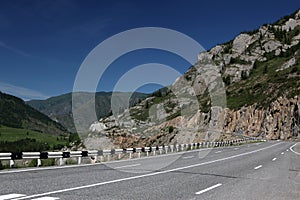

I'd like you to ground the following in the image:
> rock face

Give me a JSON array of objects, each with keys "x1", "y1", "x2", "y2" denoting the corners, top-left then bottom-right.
[
  {"x1": 87, "y1": 96, "x2": 299, "y2": 149},
  {"x1": 224, "y1": 96, "x2": 300, "y2": 140}
]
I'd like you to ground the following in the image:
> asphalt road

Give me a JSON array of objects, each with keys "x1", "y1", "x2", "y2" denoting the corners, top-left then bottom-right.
[{"x1": 0, "y1": 141, "x2": 299, "y2": 200}]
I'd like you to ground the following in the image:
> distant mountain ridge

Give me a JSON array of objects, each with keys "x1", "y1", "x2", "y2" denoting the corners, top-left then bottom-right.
[
  {"x1": 0, "y1": 91, "x2": 68, "y2": 135},
  {"x1": 27, "y1": 92, "x2": 149, "y2": 132}
]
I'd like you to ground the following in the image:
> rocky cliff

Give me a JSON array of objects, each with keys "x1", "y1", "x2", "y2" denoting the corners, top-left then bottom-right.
[
  {"x1": 84, "y1": 9, "x2": 300, "y2": 149},
  {"x1": 224, "y1": 96, "x2": 299, "y2": 140}
]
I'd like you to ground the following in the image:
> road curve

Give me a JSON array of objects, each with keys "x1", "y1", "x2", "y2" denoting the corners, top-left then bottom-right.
[{"x1": 0, "y1": 141, "x2": 299, "y2": 200}]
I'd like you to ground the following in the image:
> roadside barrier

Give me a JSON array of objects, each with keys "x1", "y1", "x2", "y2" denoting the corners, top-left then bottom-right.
[{"x1": 0, "y1": 138, "x2": 263, "y2": 168}]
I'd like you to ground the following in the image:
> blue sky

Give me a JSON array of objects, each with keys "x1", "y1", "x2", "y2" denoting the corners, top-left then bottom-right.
[{"x1": 0, "y1": 0, "x2": 299, "y2": 100}]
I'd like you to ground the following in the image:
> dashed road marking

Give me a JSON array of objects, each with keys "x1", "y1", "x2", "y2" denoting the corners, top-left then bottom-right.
[
  {"x1": 195, "y1": 183, "x2": 222, "y2": 195},
  {"x1": 215, "y1": 151, "x2": 222, "y2": 154},
  {"x1": 272, "y1": 158, "x2": 277, "y2": 161},
  {"x1": 182, "y1": 156, "x2": 194, "y2": 159},
  {"x1": 281, "y1": 152, "x2": 284, "y2": 155},
  {"x1": 254, "y1": 165, "x2": 262, "y2": 170},
  {"x1": 114, "y1": 164, "x2": 141, "y2": 169}
]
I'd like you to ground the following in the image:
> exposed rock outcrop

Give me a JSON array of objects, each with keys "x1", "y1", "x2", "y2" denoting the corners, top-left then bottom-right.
[{"x1": 224, "y1": 96, "x2": 300, "y2": 140}]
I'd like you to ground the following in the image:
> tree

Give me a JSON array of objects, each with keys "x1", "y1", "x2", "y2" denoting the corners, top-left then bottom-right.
[
  {"x1": 263, "y1": 65, "x2": 268, "y2": 74},
  {"x1": 144, "y1": 100, "x2": 149, "y2": 109},
  {"x1": 168, "y1": 126, "x2": 174, "y2": 133},
  {"x1": 253, "y1": 61, "x2": 257, "y2": 70},
  {"x1": 222, "y1": 76, "x2": 231, "y2": 86},
  {"x1": 241, "y1": 71, "x2": 248, "y2": 80}
]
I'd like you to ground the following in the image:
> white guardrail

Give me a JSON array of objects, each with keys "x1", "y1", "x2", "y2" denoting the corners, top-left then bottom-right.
[{"x1": 0, "y1": 138, "x2": 262, "y2": 168}]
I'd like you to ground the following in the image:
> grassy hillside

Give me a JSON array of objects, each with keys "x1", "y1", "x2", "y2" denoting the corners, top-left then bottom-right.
[
  {"x1": 0, "y1": 126, "x2": 70, "y2": 153},
  {"x1": 0, "y1": 92, "x2": 80, "y2": 152},
  {"x1": 0, "y1": 91, "x2": 67, "y2": 135}
]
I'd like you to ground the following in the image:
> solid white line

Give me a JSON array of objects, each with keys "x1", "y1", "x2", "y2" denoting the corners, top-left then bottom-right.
[
  {"x1": 215, "y1": 151, "x2": 222, "y2": 154},
  {"x1": 182, "y1": 156, "x2": 194, "y2": 159},
  {"x1": 195, "y1": 183, "x2": 222, "y2": 195},
  {"x1": 114, "y1": 164, "x2": 141, "y2": 169},
  {"x1": 272, "y1": 158, "x2": 277, "y2": 161},
  {"x1": 290, "y1": 143, "x2": 300, "y2": 155},
  {"x1": 254, "y1": 165, "x2": 262, "y2": 170},
  {"x1": 0, "y1": 194, "x2": 26, "y2": 200},
  {"x1": 13, "y1": 143, "x2": 281, "y2": 200}
]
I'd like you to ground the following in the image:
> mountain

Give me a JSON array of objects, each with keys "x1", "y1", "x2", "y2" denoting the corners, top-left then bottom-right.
[
  {"x1": 27, "y1": 92, "x2": 149, "y2": 133},
  {"x1": 0, "y1": 91, "x2": 68, "y2": 135},
  {"x1": 85, "y1": 9, "x2": 300, "y2": 149}
]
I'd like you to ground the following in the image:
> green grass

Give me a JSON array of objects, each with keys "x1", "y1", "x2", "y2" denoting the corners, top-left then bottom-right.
[{"x1": 0, "y1": 126, "x2": 68, "y2": 150}]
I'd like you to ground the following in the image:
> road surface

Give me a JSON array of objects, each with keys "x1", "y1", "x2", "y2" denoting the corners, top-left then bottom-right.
[{"x1": 0, "y1": 141, "x2": 299, "y2": 200}]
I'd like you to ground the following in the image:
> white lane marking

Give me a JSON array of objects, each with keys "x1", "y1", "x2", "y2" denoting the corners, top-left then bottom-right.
[
  {"x1": 281, "y1": 152, "x2": 284, "y2": 155},
  {"x1": 13, "y1": 143, "x2": 281, "y2": 200},
  {"x1": 0, "y1": 194, "x2": 26, "y2": 200},
  {"x1": 290, "y1": 143, "x2": 300, "y2": 155},
  {"x1": 254, "y1": 165, "x2": 262, "y2": 170},
  {"x1": 234, "y1": 148, "x2": 239, "y2": 150},
  {"x1": 272, "y1": 158, "x2": 277, "y2": 161},
  {"x1": 215, "y1": 151, "x2": 222, "y2": 154},
  {"x1": 114, "y1": 164, "x2": 141, "y2": 169},
  {"x1": 286, "y1": 149, "x2": 289, "y2": 152},
  {"x1": 0, "y1": 194, "x2": 59, "y2": 200},
  {"x1": 195, "y1": 183, "x2": 222, "y2": 195},
  {"x1": 182, "y1": 156, "x2": 194, "y2": 159}
]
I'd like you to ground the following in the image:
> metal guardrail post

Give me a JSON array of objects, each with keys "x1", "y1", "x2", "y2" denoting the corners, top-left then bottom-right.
[
  {"x1": 164, "y1": 146, "x2": 168, "y2": 154},
  {"x1": 47, "y1": 152, "x2": 63, "y2": 166},
  {"x1": 102, "y1": 150, "x2": 111, "y2": 162},
  {"x1": 170, "y1": 145, "x2": 174, "y2": 153},
  {"x1": 0, "y1": 153, "x2": 13, "y2": 168},
  {"x1": 22, "y1": 152, "x2": 40, "y2": 167},
  {"x1": 144, "y1": 147, "x2": 150, "y2": 157},
  {"x1": 158, "y1": 146, "x2": 163, "y2": 155},
  {"x1": 135, "y1": 148, "x2": 142, "y2": 158},
  {"x1": 70, "y1": 151, "x2": 82, "y2": 164},
  {"x1": 126, "y1": 148, "x2": 134, "y2": 159},
  {"x1": 151, "y1": 147, "x2": 156, "y2": 156},
  {"x1": 114, "y1": 149, "x2": 123, "y2": 159}
]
